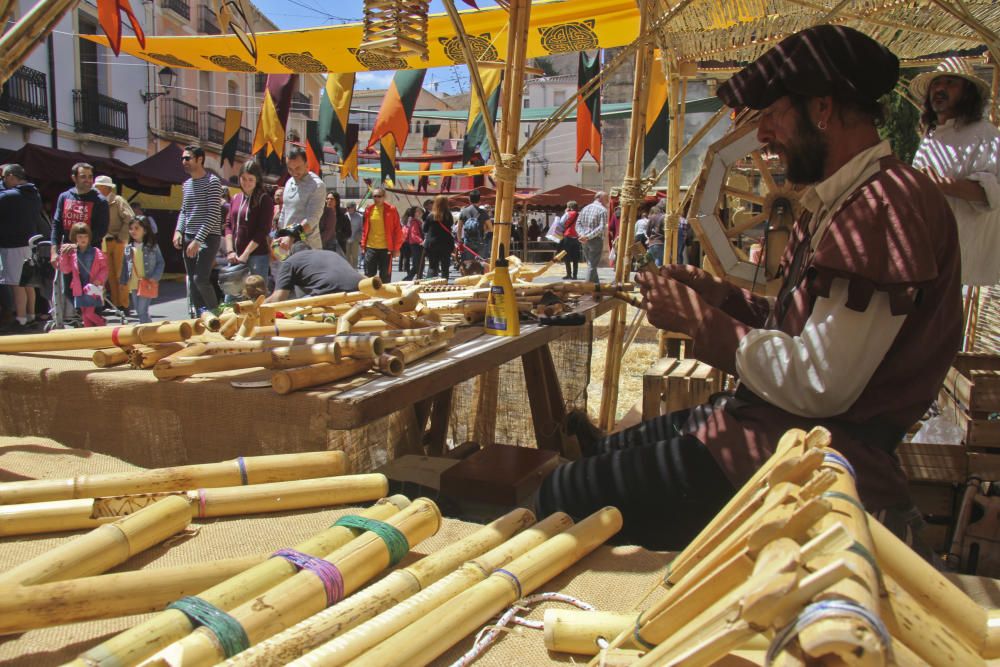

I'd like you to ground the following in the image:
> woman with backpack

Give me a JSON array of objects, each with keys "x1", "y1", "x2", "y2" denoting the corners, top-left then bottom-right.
[{"x1": 423, "y1": 195, "x2": 456, "y2": 280}]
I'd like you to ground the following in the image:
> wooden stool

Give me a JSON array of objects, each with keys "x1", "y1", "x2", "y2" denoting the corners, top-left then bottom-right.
[{"x1": 641, "y1": 357, "x2": 724, "y2": 421}]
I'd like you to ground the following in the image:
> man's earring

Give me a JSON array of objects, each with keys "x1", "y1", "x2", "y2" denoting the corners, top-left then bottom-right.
[{"x1": 817, "y1": 120, "x2": 828, "y2": 131}]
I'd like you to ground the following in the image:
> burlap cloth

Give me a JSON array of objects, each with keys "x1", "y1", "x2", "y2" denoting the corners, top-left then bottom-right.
[{"x1": 0, "y1": 438, "x2": 674, "y2": 666}]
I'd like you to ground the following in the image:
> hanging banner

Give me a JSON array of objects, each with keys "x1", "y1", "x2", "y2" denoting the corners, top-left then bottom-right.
[
  {"x1": 341, "y1": 123, "x2": 359, "y2": 180},
  {"x1": 305, "y1": 120, "x2": 323, "y2": 175},
  {"x1": 463, "y1": 68, "x2": 502, "y2": 165},
  {"x1": 98, "y1": 0, "x2": 145, "y2": 56},
  {"x1": 368, "y1": 69, "x2": 427, "y2": 150},
  {"x1": 220, "y1": 108, "x2": 242, "y2": 167},
  {"x1": 252, "y1": 74, "x2": 297, "y2": 158},
  {"x1": 85, "y1": 0, "x2": 650, "y2": 74},
  {"x1": 644, "y1": 54, "x2": 670, "y2": 170},
  {"x1": 575, "y1": 50, "x2": 602, "y2": 168},
  {"x1": 318, "y1": 72, "x2": 355, "y2": 155}
]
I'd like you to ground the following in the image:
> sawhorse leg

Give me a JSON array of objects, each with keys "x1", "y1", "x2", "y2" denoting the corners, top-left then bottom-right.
[{"x1": 522, "y1": 344, "x2": 580, "y2": 458}]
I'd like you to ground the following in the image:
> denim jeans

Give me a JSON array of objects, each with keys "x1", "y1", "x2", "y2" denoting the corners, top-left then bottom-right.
[
  {"x1": 131, "y1": 291, "x2": 152, "y2": 323},
  {"x1": 582, "y1": 235, "x2": 604, "y2": 283},
  {"x1": 246, "y1": 254, "x2": 269, "y2": 283},
  {"x1": 183, "y1": 234, "x2": 221, "y2": 312}
]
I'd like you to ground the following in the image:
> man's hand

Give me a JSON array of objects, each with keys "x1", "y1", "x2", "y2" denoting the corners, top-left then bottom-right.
[
  {"x1": 227, "y1": 250, "x2": 240, "y2": 264},
  {"x1": 635, "y1": 269, "x2": 712, "y2": 337},
  {"x1": 659, "y1": 264, "x2": 731, "y2": 308},
  {"x1": 173, "y1": 232, "x2": 183, "y2": 250},
  {"x1": 185, "y1": 239, "x2": 201, "y2": 258}
]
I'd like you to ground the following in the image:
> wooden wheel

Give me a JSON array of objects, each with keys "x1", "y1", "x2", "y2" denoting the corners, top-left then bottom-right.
[{"x1": 687, "y1": 111, "x2": 801, "y2": 294}]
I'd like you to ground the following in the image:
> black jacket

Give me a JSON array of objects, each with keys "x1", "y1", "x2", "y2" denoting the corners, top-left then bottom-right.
[
  {"x1": 0, "y1": 182, "x2": 42, "y2": 248},
  {"x1": 422, "y1": 211, "x2": 455, "y2": 254}
]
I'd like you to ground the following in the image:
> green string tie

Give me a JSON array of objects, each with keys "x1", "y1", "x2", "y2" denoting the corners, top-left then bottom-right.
[
  {"x1": 333, "y1": 514, "x2": 410, "y2": 566},
  {"x1": 166, "y1": 596, "x2": 249, "y2": 658}
]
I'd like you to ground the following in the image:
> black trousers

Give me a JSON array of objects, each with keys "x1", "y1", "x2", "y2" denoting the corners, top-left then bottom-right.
[
  {"x1": 537, "y1": 410, "x2": 735, "y2": 551},
  {"x1": 364, "y1": 248, "x2": 391, "y2": 283}
]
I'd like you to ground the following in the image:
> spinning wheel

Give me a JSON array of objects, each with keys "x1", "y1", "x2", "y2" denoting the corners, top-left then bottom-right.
[{"x1": 687, "y1": 112, "x2": 801, "y2": 294}]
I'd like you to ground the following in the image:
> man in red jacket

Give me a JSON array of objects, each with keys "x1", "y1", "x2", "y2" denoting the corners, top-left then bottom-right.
[{"x1": 361, "y1": 187, "x2": 402, "y2": 283}]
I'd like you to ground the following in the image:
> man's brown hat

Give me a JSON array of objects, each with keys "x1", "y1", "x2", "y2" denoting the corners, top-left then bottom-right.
[{"x1": 717, "y1": 25, "x2": 899, "y2": 110}]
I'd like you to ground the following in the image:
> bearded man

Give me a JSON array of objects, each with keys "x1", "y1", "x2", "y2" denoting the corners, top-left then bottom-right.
[{"x1": 535, "y1": 25, "x2": 962, "y2": 554}]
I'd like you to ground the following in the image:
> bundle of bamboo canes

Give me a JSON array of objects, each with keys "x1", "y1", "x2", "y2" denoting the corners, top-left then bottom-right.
[{"x1": 68, "y1": 496, "x2": 409, "y2": 667}]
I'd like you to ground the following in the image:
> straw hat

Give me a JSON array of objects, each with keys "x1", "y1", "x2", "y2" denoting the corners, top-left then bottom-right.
[
  {"x1": 94, "y1": 175, "x2": 116, "y2": 189},
  {"x1": 909, "y1": 57, "x2": 991, "y2": 102}
]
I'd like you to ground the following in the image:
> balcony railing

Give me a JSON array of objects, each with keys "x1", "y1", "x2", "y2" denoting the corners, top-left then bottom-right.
[
  {"x1": 0, "y1": 66, "x2": 48, "y2": 122},
  {"x1": 201, "y1": 111, "x2": 225, "y2": 144},
  {"x1": 199, "y1": 5, "x2": 220, "y2": 34},
  {"x1": 72, "y1": 89, "x2": 128, "y2": 141},
  {"x1": 291, "y1": 91, "x2": 311, "y2": 118},
  {"x1": 159, "y1": 98, "x2": 198, "y2": 137},
  {"x1": 161, "y1": 0, "x2": 190, "y2": 20},
  {"x1": 237, "y1": 127, "x2": 251, "y2": 154}
]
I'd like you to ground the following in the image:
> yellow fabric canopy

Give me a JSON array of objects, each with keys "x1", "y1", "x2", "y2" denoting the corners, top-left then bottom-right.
[{"x1": 85, "y1": 0, "x2": 643, "y2": 73}]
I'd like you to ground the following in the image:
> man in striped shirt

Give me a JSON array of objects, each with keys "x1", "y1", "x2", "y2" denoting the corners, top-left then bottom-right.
[
  {"x1": 173, "y1": 145, "x2": 223, "y2": 313},
  {"x1": 576, "y1": 191, "x2": 608, "y2": 283}
]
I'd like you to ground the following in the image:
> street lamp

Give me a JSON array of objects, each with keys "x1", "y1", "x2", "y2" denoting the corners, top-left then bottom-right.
[{"x1": 141, "y1": 67, "x2": 177, "y2": 103}]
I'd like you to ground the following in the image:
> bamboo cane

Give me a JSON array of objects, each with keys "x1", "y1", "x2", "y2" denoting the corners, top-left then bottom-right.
[
  {"x1": 0, "y1": 495, "x2": 192, "y2": 587},
  {"x1": 134, "y1": 342, "x2": 186, "y2": 369},
  {"x1": 226, "y1": 508, "x2": 544, "y2": 666},
  {"x1": 375, "y1": 352, "x2": 404, "y2": 376},
  {"x1": 0, "y1": 0, "x2": 77, "y2": 87},
  {"x1": 282, "y1": 512, "x2": 575, "y2": 667},
  {"x1": 153, "y1": 342, "x2": 342, "y2": 379},
  {"x1": 246, "y1": 285, "x2": 379, "y2": 314},
  {"x1": 251, "y1": 320, "x2": 340, "y2": 338},
  {"x1": 92, "y1": 346, "x2": 131, "y2": 368},
  {"x1": 146, "y1": 499, "x2": 443, "y2": 667},
  {"x1": 271, "y1": 358, "x2": 374, "y2": 395},
  {"x1": 200, "y1": 310, "x2": 222, "y2": 332},
  {"x1": 69, "y1": 496, "x2": 408, "y2": 667},
  {"x1": 0, "y1": 554, "x2": 266, "y2": 635},
  {"x1": 1, "y1": 474, "x2": 387, "y2": 536},
  {"x1": 0, "y1": 321, "x2": 194, "y2": 353},
  {"x1": 0, "y1": 451, "x2": 348, "y2": 505},
  {"x1": 220, "y1": 311, "x2": 240, "y2": 339},
  {"x1": 345, "y1": 506, "x2": 622, "y2": 667},
  {"x1": 336, "y1": 302, "x2": 413, "y2": 334},
  {"x1": 517, "y1": 250, "x2": 567, "y2": 281}
]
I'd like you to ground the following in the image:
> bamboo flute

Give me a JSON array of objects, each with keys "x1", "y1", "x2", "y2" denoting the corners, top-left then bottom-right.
[
  {"x1": 383, "y1": 339, "x2": 449, "y2": 366},
  {"x1": 92, "y1": 346, "x2": 130, "y2": 367},
  {"x1": 200, "y1": 310, "x2": 222, "y2": 332},
  {"x1": 70, "y1": 496, "x2": 409, "y2": 667},
  {"x1": 226, "y1": 508, "x2": 544, "y2": 666},
  {"x1": 0, "y1": 451, "x2": 347, "y2": 504},
  {"x1": 284, "y1": 512, "x2": 575, "y2": 667},
  {"x1": 0, "y1": 495, "x2": 192, "y2": 587},
  {"x1": 251, "y1": 320, "x2": 340, "y2": 338},
  {"x1": 344, "y1": 506, "x2": 622, "y2": 667},
  {"x1": 272, "y1": 358, "x2": 374, "y2": 395},
  {"x1": 0, "y1": 554, "x2": 265, "y2": 635},
  {"x1": 144, "y1": 498, "x2": 443, "y2": 667},
  {"x1": 242, "y1": 284, "x2": 379, "y2": 313},
  {"x1": 336, "y1": 303, "x2": 413, "y2": 334},
  {"x1": 868, "y1": 516, "x2": 992, "y2": 657},
  {"x1": 0, "y1": 320, "x2": 193, "y2": 353},
  {"x1": 358, "y1": 278, "x2": 404, "y2": 298},
  {"x1": 1, "y1": 475, "x2": 388, "y2": 536},
  {"x1": 153, "y1": 342, "x2": 342, "y2": 379}
]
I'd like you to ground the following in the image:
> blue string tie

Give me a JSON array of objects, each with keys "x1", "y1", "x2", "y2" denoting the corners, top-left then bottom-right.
[
  {"x1": 493, "y1": 568, "x2": 523, "y2": 599},
  {"x1": 236, "y1": 456, "x2": 249, "y2": 485},
  {"x1": 822, "y1": 452, "x2": 857, "y2": 479},
  {"x1": 766, "y1": 599, "x2": 893, "y2": 666}
]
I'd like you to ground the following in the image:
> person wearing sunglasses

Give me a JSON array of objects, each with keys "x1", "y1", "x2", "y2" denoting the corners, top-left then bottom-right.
[
  {"x1": 174, "y1": 145, "x2": 224, "y2": 314},
  {"x1": 360, "y1": 187, "x2": 402, "y2": 283}
]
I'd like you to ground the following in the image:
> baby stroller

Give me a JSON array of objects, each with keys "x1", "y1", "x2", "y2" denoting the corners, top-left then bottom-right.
[{"x1": 24, "y1": 235, "x2": 126, "y2": 330}]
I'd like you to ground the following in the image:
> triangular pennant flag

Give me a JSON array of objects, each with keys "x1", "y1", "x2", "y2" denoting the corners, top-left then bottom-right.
[
  {"x1": 380, "y1": 135, "x2": 397, "y2": 187},
  {"x1": 98, "y1": 0, "x2": 146, "y2": 56},
  {"x1": 305, "y1": 120, "x2": 323, "y2": 175},
  {"x1": 576, "y1": 50, "x2": 602, "y2": 168},
  {"x1": 220, "y1": 109, "x2": 242, "y2": 167},
  {"x1": 463, "y1": 69, "x2": 502, "y2": 164},
  {"x1": 318, "y1": 72, "x2": 355, "y2": 155},
  {"x1": 252, "y1": 74, "x2": 297, "y2": 158},
  {"x1": 644, "y1": 55, "x2": 670, "y2": 170},
  {"x1": 341, "y1": 123, "x2": 359, "y2": 180},
  {"x1": 368, "y1": 69, "x2": 427, "y2": 150},
  {"x1": 422, "y1": 123, "x2": 441, "y2": 153}
]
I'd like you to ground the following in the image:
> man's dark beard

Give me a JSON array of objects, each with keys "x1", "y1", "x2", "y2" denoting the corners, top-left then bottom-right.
[{"x1": 775, "y1": 109, "x2": 828, "y2": 185}]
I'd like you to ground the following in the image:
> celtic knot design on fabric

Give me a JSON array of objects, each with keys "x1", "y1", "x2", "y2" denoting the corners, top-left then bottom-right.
[
  {"x1": 270, "y1": 51, "x2": 327, "y2": 73},
  {"x1": 202, "y1": 55, "x2": 257, "y2": 72},
  {"x1": 538, "y1": 20, "x2": 599, "y2": 54},
  {"x1": 348, "y1": 48, "x2": 408, "y2": 71},
  {"x1": 439, "y1": 34, "x2": 498, "y2": 64},
  {"x1": 146, "y1": 53, "x2": 193, "y2": 68}
]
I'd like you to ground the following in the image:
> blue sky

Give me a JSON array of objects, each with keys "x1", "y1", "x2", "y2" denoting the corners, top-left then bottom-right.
[{"x1": 251, "y1": 0, "x2": 500, "y2": 94}]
